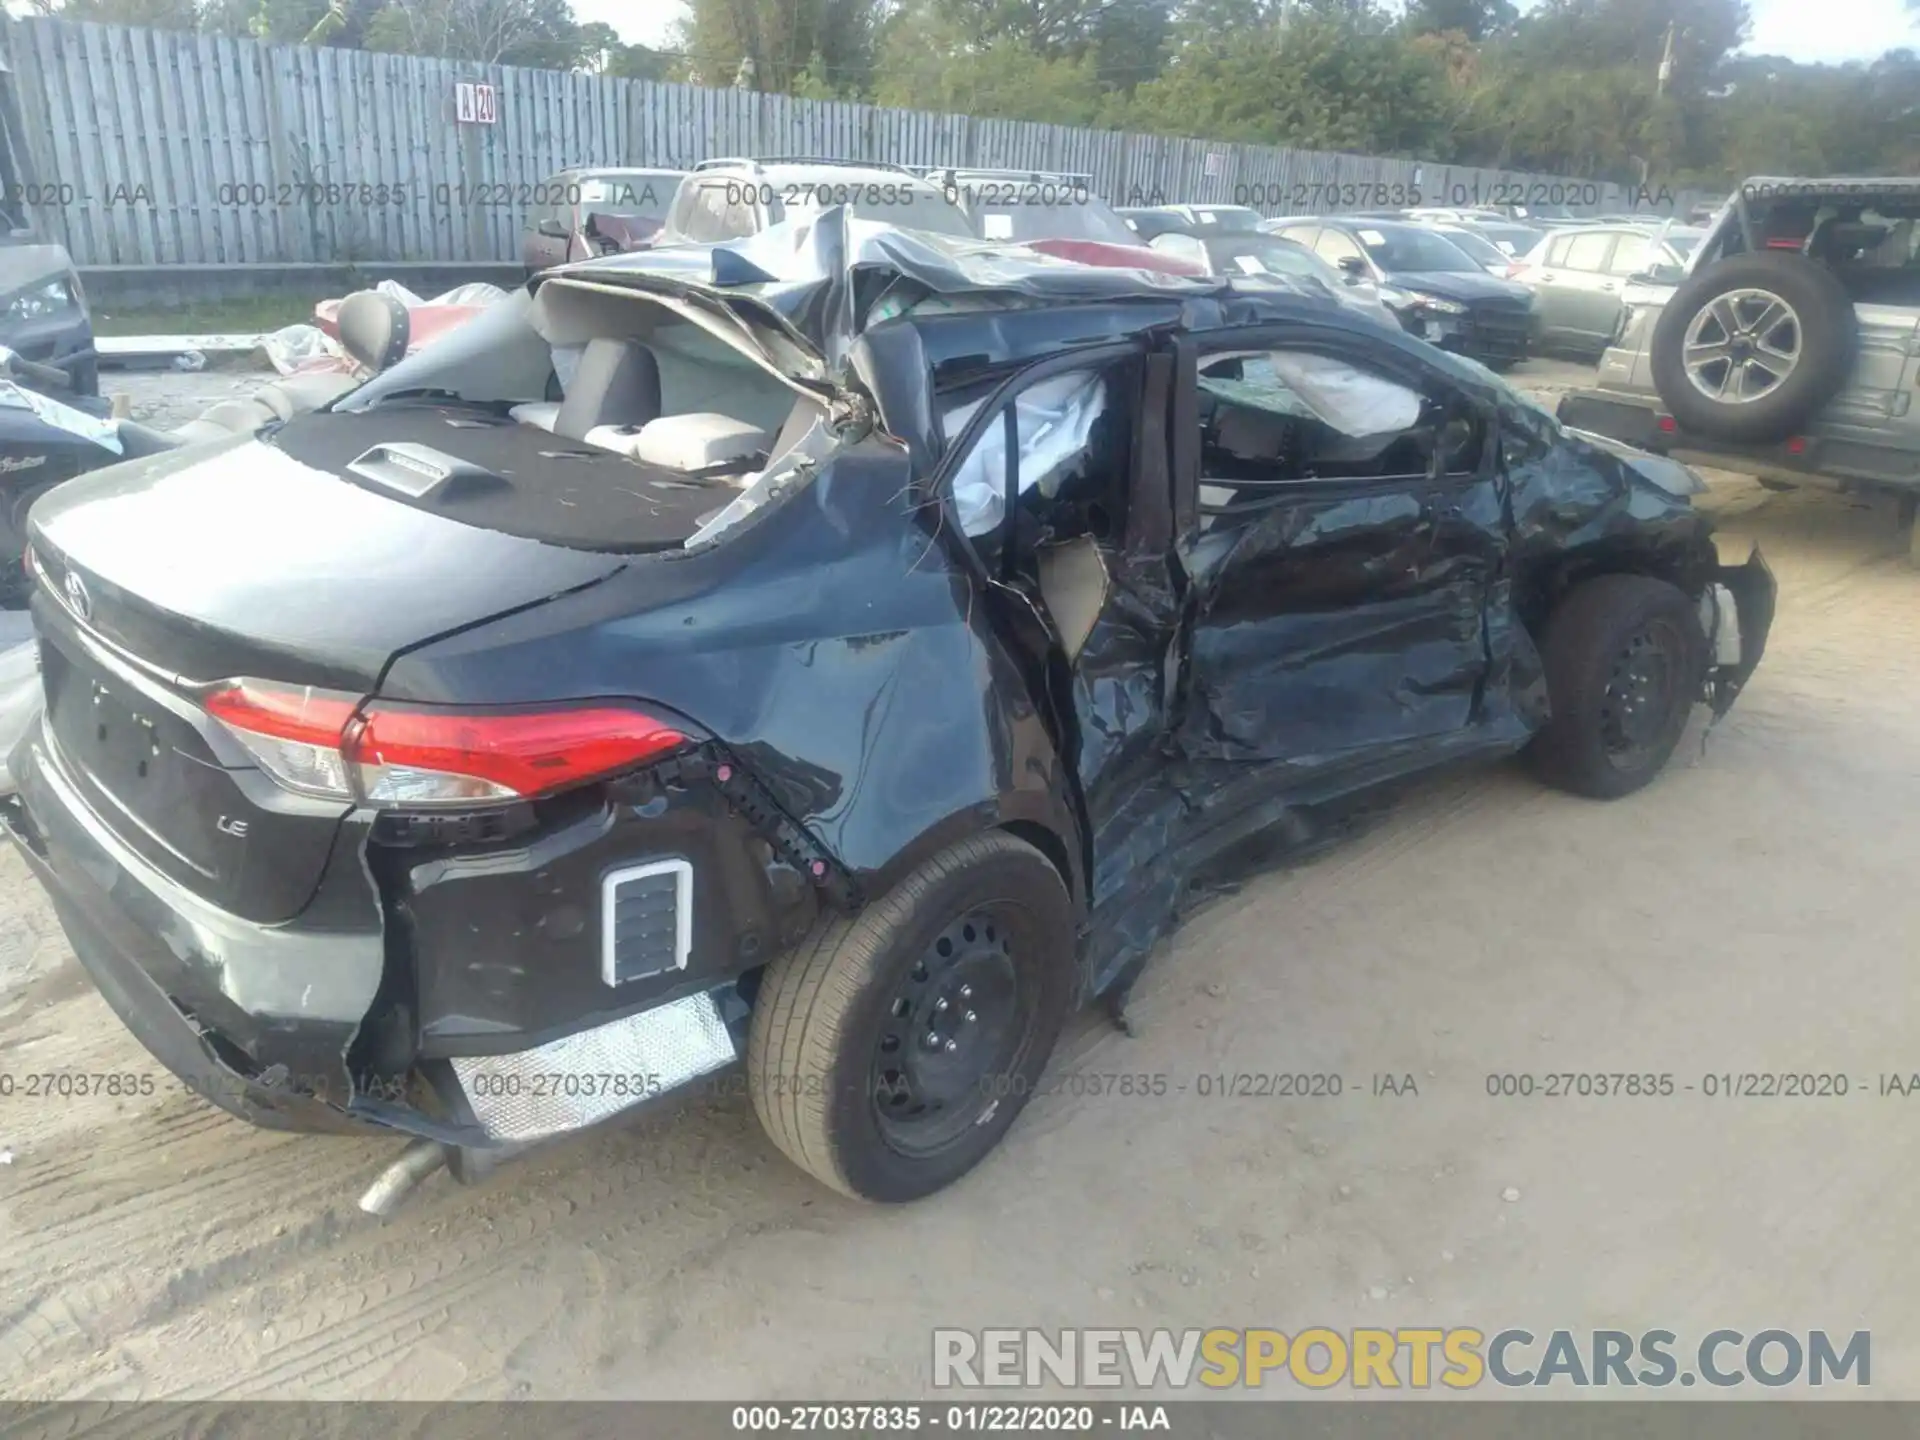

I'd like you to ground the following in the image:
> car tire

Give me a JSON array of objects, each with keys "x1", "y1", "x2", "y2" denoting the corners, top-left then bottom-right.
[
  {"x1": 747, "y1": 830, "x2": 1076, "y2": 1203},
  {"x1": 1650, "y1": 251, "x2": 1855, "y2": 445},
  {"x1": 1527, "y1": 574, "x2": 1707, "y2": 800}
]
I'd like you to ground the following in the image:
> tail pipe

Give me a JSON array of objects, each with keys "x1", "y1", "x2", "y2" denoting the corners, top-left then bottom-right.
[{"x1": 357, "y1": 1138, "x2": 450, "y2": 1217}]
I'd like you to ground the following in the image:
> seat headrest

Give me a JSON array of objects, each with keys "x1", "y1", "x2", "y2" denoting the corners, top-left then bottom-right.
[
  {"x1": 554, "y1": 338, "x2": 662, "y2": 441},
  {"x1": 337, "y1": 290, "x2": 412, "y2": 374}
]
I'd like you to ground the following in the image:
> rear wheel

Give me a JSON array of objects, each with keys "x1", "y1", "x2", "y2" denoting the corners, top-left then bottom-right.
[
  {"x1": 747, "y1": 831, "x2": 1075, "y2": 1202},
  {"x1": 1527, "y1": 574, "x2": 1707, "y2": 799}
]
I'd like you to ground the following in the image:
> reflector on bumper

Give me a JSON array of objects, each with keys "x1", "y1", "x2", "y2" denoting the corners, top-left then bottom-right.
[{"x1": 450, "y1": 988, "x2": 737, "y2": 1142}]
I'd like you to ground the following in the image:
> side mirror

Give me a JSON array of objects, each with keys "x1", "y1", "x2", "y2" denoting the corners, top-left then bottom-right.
[
  {"x1": 335, "y1": 289, "x2": 412, "y2": 374},
  {"x1": 537, "y1": 217, "x2": 570, "y2": 239},
  {"x1": 1337, "y1": 255, "x2": 1367, "y2": 275},
  {"x1": 1629, "y1": 264, "x2": 1684, "y2": 286}
]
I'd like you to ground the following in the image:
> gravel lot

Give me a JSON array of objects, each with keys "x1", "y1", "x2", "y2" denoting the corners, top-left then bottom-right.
[{"x1": 1, "y1": 356, "x2": 1915, "y2": 1399}]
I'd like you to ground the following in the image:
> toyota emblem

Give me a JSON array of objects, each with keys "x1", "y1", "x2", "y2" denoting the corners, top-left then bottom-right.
[{"x1": 62, "y1": 568, "x2": 91, "y2": 622}]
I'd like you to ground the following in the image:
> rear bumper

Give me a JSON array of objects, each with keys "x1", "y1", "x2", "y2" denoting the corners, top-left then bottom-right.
[
  {"x1": 2, "y1": 718, "x2": 759, "y2": 1148},
  {"x1": 3, "y1": 720, "x2": 383, "y2": 1135},
  {"x1": 1556, "y1": 388, "x2": 1920, "y2": 494}
]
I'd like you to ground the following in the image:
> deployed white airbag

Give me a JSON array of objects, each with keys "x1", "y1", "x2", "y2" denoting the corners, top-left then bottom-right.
[
  {"x1": 946, "y1": 370, "x2": 1107, "y2": 537},
  {"x1": 1262, "y1": 351, "x2": 1422, "y2": 435},
  {"x1": 590, "y1": 411, "x2": 771, "y2": 470}
]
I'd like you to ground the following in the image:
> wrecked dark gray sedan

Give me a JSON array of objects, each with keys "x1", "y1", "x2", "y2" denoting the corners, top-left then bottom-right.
[{"x1": 1, "y1": 217, "x2": 1775, "y2": 1208}]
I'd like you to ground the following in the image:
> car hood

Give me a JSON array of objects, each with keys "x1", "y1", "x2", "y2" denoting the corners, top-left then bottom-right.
[
  {"x1": 0, "y1": 243, "x2": 75, "y2": 294},
  {"x1": 1385, "y1": 268, "x2": 1533, "y2": 304},
  {"x1": 549, "y1": 211, "x2": 1232, "y2": 386}
]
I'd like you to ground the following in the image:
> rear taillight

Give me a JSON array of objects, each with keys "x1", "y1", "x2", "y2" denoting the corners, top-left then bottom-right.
[
  {"x1": 203, "y1": 678, "x2": 687, "y2": 809},
  {"x1": 349, "y1": 703, "x2": 687, "y2": 807},
  {"x1": 204, "y1": 680, "x2": 361, "y2": 799}
]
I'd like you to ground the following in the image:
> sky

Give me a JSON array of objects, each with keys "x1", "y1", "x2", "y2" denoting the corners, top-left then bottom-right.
[{"x1": 578, "y1": 0, "x2": 1920, "y2": 65}]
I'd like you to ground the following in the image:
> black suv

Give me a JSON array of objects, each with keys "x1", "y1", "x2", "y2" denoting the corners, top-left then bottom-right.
[{"x1": 3, "y1": 226, "x2": 1773, "y2": 1209}]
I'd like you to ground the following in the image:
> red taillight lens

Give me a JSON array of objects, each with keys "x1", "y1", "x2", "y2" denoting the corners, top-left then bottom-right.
[
  {"x1": 347, "y1": 705, "x2": 686, "y2": 807},
  {"x1": 204, "y1": 680, "x2": 360, "y2": 744},
  {"x1": 1657, "y1": 415, "x2": 1677, "y2": 434},
  {"x1": 204, "y1": 680, "x2": 362, "y2": 800},
  {"x1": 203, "y1": 678, "x2": 687, "y2": 808}
]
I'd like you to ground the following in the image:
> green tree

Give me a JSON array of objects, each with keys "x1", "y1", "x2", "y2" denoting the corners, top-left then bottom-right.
[
  {"x1": 1403, "y1": 0, "x2": 1518, "y2": 43},
  {"x1": 871, "y1": 2, "x2": 1109, "y2": 122},
  {"x1": 360, "y1": 0, "x2": 597, "y2": 67},
  {"x1": 1089, "y1": 0, "x2": 1174, "y2": 92},
  {"x1": 22, "y1": 0, "x2": 201, "y2": 25},
  {"x1": 674, "y1": 0, "x2": 881, "y2": 93},
  {"x1": 603, "y1": 42, "x2": 674, "y2": 80},
  {"x1": 1127, "y1": 14, "x2": 1455, "y2": 153}
]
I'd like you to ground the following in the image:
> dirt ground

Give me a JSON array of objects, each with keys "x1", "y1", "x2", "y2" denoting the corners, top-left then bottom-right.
[{"x1": 1, "y1": 357, "x2": 1917, "y2": 1400}]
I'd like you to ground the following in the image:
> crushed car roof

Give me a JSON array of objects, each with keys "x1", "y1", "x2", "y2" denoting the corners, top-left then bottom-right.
[{"x1": 540, "y1": 212, "x2": 1353, "y2": 368}]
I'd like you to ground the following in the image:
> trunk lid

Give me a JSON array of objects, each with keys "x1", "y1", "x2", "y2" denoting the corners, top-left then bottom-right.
[
  {"x1": 27, "y1": 430, "x2": 628, "y2": 922},
  {"x1": 29, "y1": 430, "x2": 628, "y2": 691}
]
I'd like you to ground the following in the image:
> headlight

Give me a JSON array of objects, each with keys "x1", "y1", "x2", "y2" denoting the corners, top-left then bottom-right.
[
  {"x1": 1378, "y1": 286, "x2": 1465, "y2": 315},
  {"x1": 2, "y1": 277, "x2": 76, "y2": 325}
]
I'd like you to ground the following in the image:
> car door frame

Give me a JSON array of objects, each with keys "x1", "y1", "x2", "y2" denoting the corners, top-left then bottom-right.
[
  {"x1": 917, "y1": 335, "x2": 1182, "y2": 935},
  {"x1": 1164, "y1": 314, "x2": 1510, "y2": 796}
]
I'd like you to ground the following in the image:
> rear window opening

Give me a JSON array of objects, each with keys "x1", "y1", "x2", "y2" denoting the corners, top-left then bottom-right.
[{"x1": 312, "y1": 283, "x2": 835, "y2": 553}]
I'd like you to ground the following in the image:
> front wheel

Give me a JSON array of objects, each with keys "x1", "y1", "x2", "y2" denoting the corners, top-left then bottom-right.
[
  {"x1": 1527, "y1": 574, "x2": 1707, "y2": 799},
  {"x1": 747, "y1": 831, "x2": 1076, "y2": 1202}
]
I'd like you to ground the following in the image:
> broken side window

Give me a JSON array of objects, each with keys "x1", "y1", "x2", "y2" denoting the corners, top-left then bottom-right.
[{"x1": 1195, "y1": 348, "x2": 1481, "y2": 511}]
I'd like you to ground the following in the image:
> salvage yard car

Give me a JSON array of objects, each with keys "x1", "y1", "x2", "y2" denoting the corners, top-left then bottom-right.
[
  {"x1": 1141, "y1": 226, "x2": 1399, "y2": 322},
  {"x1": 1, "y1": 216, "x2": 1775, "y2": 1211},
  {"x1": 1268, "y1": 216, "x2": 1536, "y2": 368},
  {"x1": 1557, "y1": 177, "x2": 1920, "y2": 552},
  {"x1": 520, "y1": 166, "x2": 685, "y2": 274},
  {"x1": 917, "y1": 167, "x2": 1206, "y2": 277},
  {"x1": 1511, "y1": 221, "x2": 1705, "y2": 357},
  {"x1": 654, "y1": 156, "x2": 977, "y2": 247}
]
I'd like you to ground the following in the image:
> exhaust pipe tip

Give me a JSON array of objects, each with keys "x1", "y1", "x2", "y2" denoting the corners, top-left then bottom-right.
[{"x1": 357, "y1": 1138, "x2": 450, "y2": 1218}]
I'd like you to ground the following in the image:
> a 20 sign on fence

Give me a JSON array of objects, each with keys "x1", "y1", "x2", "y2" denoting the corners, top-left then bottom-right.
[{"x1": 454, "y1": 82, "x2": 498, "y2": 125}]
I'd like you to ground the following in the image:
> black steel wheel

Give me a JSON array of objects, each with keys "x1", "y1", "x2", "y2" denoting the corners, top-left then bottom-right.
[
  {"x1": 748, "y1": 831, "x2": 1075, "y2": 1202},
  {"x1": 869, "y1": 907, "x2": 1031, "y2": 1155},
  {"x1": 1596, "y1": 615, "x2": 1690, "y2": 773},
  {"x1": 1528, "y1": 574, "x2": 1707, "y2": 799}
]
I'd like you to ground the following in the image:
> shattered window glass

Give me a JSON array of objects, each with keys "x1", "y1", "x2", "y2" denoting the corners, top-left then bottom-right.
[{"x1": 944, "y1": 370, "x2": 1110, "y2": 537}]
